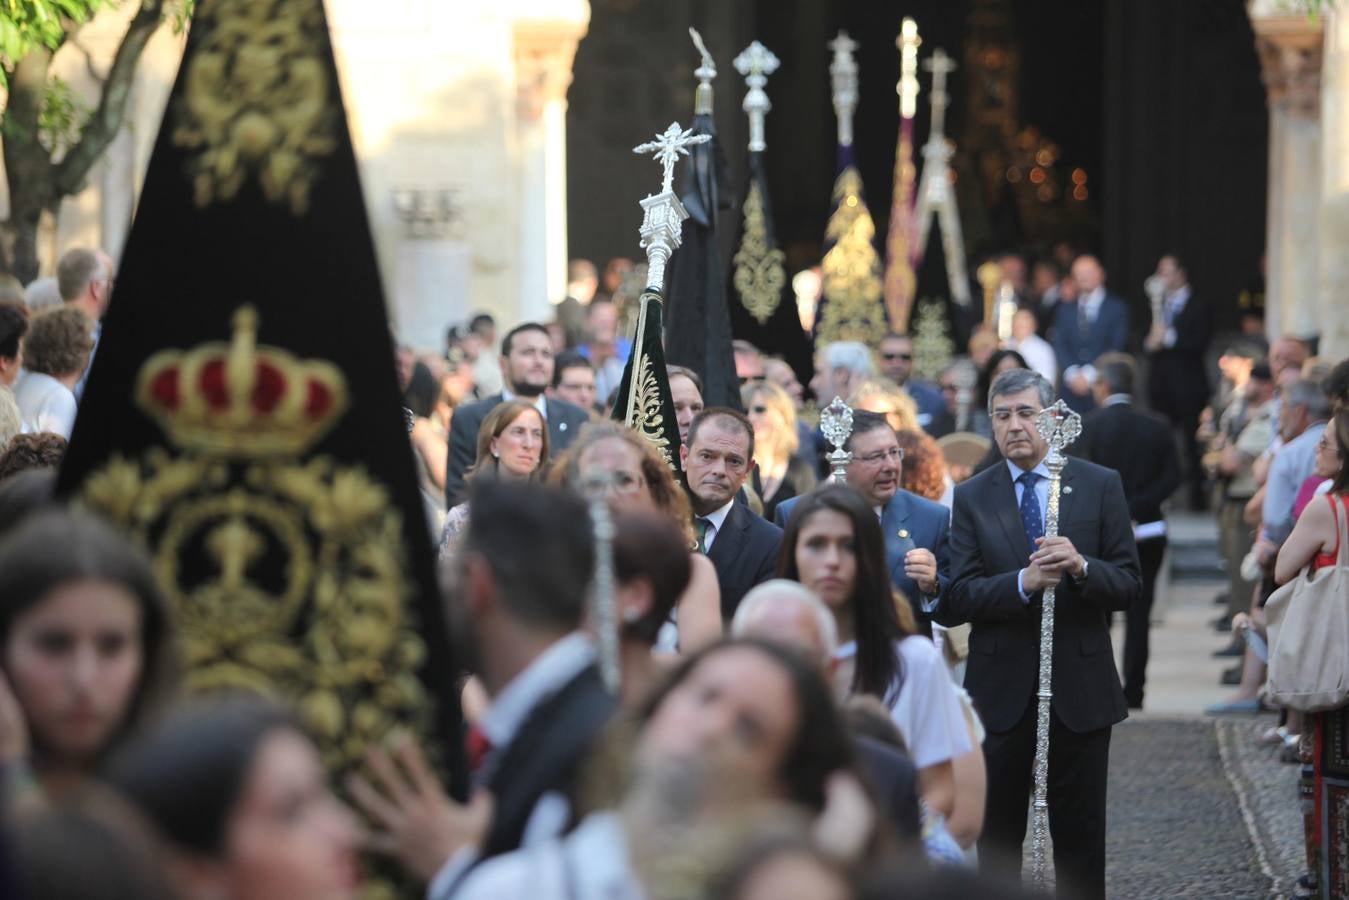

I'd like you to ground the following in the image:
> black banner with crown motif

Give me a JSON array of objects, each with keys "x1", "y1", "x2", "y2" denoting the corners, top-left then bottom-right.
[{"x1": 55, "y1": 0, "x2": 466, "y2": 845}]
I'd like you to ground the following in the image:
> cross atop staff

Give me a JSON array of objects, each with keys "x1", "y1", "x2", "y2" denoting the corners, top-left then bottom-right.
[
  {"x1": 634, "y1": 122, "x2": 711, "y2": 197},
  {"x1": 924, "y1": 48, "x2": 957, "y2": 138},
  {"x1": 829, "y1": 31, "x2": 859, "y2": 147}
]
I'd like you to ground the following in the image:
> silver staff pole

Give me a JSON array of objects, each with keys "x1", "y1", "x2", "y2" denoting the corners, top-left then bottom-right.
[
  {"x1": 1029, "y1": 399, "x2": 1083, "y2": 887},
  {"x1": 580, "y1": 468, "x2": 621, "y2": 692}
]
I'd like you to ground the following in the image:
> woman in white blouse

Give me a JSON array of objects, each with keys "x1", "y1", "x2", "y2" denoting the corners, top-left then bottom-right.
[
  {"x1": 13, "y1": 306, "x2": 92, "y2": 439},
  {"x1": 778, "y1": 484, "x2": 972, "y2": 821}
]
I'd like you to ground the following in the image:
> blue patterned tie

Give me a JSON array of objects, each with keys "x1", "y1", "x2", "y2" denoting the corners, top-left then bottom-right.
[{"x1": 1018, "y1": 471, "x2": 1044, "y2": 553}]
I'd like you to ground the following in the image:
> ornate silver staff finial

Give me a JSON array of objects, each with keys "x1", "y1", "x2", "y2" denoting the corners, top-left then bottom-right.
[
  {"x1": 690, "y1": 27, "x2": 717, "y2": 115},
  {"x1": 735, "y1": 40, "x2": 779, "y2": 153},
  {"x1": 820, "y1": 396, "x2": 855, "y2": 483},
  {"x1": 633, "y1": 122, "x2": 712, "y2": 291},
  {"x1": 829, "y1": 31, "x2": 859, "y2": 148},
  {"x1": 1027, "y1": 398, "x2": 1082, "y2": 888},
  {"x1": 579, "y1": 467, "x2": 621, "y2": 692},
  {"x1": 897, "y1": 18, "x2": 922, "y2": 120},
  {"x1": 923, "y1": 48, "x2": 957, "y2": 141}
]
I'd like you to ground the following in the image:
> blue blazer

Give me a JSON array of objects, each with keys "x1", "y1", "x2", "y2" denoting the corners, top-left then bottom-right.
[
  {"x1": 1051, "y1": 293, "x2": 1130, "y2": 412},
  {"x1": 775, "y1": 488, "x2": 951, "y2": 629}
]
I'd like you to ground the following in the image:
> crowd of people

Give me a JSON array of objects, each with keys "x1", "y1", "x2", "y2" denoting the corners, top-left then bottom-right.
[{"x1": 0, "y1": 240, "x2": 1345, "y2": 900}]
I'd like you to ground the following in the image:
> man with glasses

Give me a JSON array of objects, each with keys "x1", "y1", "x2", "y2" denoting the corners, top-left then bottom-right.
[
  {"x1": 773, "y1": 409, "x2": 950, "y2": 633},
  {"x1": 934, "y1": 367, "x2": 1140, "y2": 899},
  {"x1": 878, "y1": 332, "x2": 944, "y2": 429}
]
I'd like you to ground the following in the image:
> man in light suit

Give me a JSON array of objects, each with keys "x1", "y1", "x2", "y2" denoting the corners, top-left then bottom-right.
[
  {"x1": 934, "y1": 368, "x2": 1141, "y2": 899},
  {"x1": 444, "y1": 322, "x2": 591, "y2": 504},
  {"x1": 775, "y1": 409, "x2": 950, "y2": 633},
  {"x1": 1052, "y1": 254, "x2": 1130, "y2": 414}
]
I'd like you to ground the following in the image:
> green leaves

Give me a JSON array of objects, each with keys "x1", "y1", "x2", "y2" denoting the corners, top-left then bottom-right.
[{"x1": 0, "y1": 0, "x2": 114, "y2": 88}]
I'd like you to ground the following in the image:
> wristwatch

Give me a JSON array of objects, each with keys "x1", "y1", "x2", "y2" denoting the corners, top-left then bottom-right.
[{"x1": 1071, "y1": 558, "x2": 1089, "y2": 584}]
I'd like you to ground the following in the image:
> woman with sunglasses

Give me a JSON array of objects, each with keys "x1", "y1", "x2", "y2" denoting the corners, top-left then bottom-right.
[{"x1": 742, "y1": 381, "x2": 816, "y2": 522}]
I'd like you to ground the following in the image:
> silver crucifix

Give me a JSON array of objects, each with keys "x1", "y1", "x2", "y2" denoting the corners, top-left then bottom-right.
[
  {"x1": 735, "y1": 40, "x2": 779, "y2": 153},
  {"x1": 829, "y1": 31, "x2": 858, "y2": 148},
  {"x1": 1028, "y1": 398, "x2": 1083, "y2": 888}
]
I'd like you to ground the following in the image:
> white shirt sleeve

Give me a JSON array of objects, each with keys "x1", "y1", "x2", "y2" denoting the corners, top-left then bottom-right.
[
  {"x1": 888, "y1": 637, "x2": 974, "y2": 770},
  {"x1": 34, "y1": 387, "x2": 78, "y2": 439}
]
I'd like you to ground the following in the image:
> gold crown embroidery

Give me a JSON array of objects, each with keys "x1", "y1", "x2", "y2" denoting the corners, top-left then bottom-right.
[{"x1": 136, "y1": 306, "x2": 348, "y2": 457}]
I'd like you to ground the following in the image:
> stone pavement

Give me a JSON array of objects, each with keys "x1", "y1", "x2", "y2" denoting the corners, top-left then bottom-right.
[{"x1": 1107, "y1": 513, "x2": 1304, "y2": 898}]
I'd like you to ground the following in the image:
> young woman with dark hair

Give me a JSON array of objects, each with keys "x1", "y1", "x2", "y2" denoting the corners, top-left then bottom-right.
[
  {"x1": 107, "y1": 696, "x2": 361, "y2": 900},
  {"x1": 0, "y1": 510, "x2": 177, "y2": 805},
  {"x1": 358, "y1": 638, "x2": 864, "y2": 899},
  {"x1": 777, "y1": 485, "x2": 971, "y2": 821}
]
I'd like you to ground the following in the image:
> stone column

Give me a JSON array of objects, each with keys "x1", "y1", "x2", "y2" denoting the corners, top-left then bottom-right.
[
  {"x1": 1250, "y1": 3, "x2": 1323, "y2": 344},
  {"x1": 1320, "y1": 8, "x2": 1349, "y2": 360},
  {"x1": 514, "y1": 10, "x2": 589, "y2": 324}
]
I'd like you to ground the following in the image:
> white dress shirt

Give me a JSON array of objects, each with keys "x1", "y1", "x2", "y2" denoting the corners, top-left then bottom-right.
[
  {"x1": 696, "y1": 499, "x2": 735, "y2": 553},
  {"x1": 1161, "y1": 284, "x2": 1190, "y2": 348},
  {"x1": 500, "y1": 388, "x2": 548, "y2": 422},
  {"x1": 428, "y1": 632, "x2": 597, "y2": 899}
]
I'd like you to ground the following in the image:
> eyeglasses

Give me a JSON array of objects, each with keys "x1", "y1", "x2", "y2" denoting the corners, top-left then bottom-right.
[
  {"x1": 855, "y1": 447, "x2": 904, "y2": 466},
  {"x1": 881, "y1": 352, "x2": 913, "y2": 362},
  {"x1": 608, "y1": 471, "x2": 647, "y2": 495},
  {"x1": 738, "y1": 375, "x2": 765, "y2": 386},
  {"x1": 1316, "y1": 437, "x2": 1342, "y2": 455}
]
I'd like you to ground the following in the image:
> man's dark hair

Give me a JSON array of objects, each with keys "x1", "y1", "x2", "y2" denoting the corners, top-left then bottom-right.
[
  {"x1": 500, "y1": 322, "x2": 549, "y2": 357},
  {"x1": 55, "y1": 248, "x2": 102, "y2": 302},
  {"x1": 667, "y1": 365, "x2": 703, "y2": 394},
  {"x1": 1323, "y1": 357, "x2": 1349, "y2": 409},
  {"x1": 880, "y1": 332, "x2": 911, "y2": 344},
  {"x1": 551, "y1": 350, "x2": 593, "y2": 388},
  {"x1": 464, "y1": 480, "x2": 594, "y2": 631},
  {"x1": 0, "y1": 304, "x2": 28, "y2": 359},
  {"x1": 1094, "y1": 352, "x2": 1136, "y2": 397},
  {"x1": 0, "y1": 432, "x2": 67, "y2": 480},
  {"x1": 687, "y1": 406, "x2": 755, "y2": 461},
  {"x1": 469, "y1": 313, "x2": 495, "y2": 337},
  {"x1": 842, "y1": 409, "x2": 892, "y2": 454}
]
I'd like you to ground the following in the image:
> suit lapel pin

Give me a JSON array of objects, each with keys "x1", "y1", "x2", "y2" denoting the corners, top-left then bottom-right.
[
  {"x1": 898, "y1": 528, "x2": 910, "y2": 538},
  {"x1": 559, "y1": 422, "x2": 568, "y2": 432},
  {"x1": 1062, "y1": 485, "x2": 1073, "y2": 495}
]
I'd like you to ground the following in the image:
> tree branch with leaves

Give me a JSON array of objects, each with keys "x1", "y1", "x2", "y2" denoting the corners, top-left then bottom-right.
[{"x1": 0, "y1": 0, "x2": 192, "y2": 282}]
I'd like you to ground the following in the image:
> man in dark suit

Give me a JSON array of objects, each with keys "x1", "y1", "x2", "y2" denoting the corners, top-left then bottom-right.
[
  {"x1": 1052, "y1": 254, "x2": 1130, "y2": 414},
  {"x1": 681, "y1": 407, "x2": 782, "y2": 619},
  {"x1": 1075, "y1": 354, "x2": 1181, "y2": 709},
  {"x1": 350, "y1": 480, "x2": 617, "y2": 892},
  {"x1": 775, "y1": 410, "x2": 950, "y2": 633},
  {"x1": 444, "y1": 322, "x2": 591, "y2": 504},
  {"x1": 1144, "y1": 255, "x2": 1212, "y2": 510},
  {"x1": 934, "y1": 368, "x2": 1141, "y2": 900}
]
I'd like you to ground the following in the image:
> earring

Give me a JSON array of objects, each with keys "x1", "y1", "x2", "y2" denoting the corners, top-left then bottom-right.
[{"x1": 492, "y1": 450, "x2": 500, "y2": 459}]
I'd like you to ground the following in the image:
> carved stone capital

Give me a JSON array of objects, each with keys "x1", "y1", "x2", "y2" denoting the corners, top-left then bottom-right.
[
  {"x1": 1249, "y1": 5, "x2": 1325, "y2": 118},
  {"x1": 514, "y1": 19, "x2": 589, "y2": 120}
]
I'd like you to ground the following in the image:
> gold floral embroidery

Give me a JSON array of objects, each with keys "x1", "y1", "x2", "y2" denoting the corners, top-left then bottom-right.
[
  {"x1": 172, "y1": 0, "x2": 338, "y2": 215},
  {"x1": 911, "y1": 298, "x2": 955, "y2": 382},
  {"x1": 732, "y1": 181, "x2": 786, "y2": 324},
  {"x1": 817, "y1": 167, "x2": 888, "y2": 348},
  {"x1": 631, "y1": 353, "x2": 673, "y2": 468}
]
